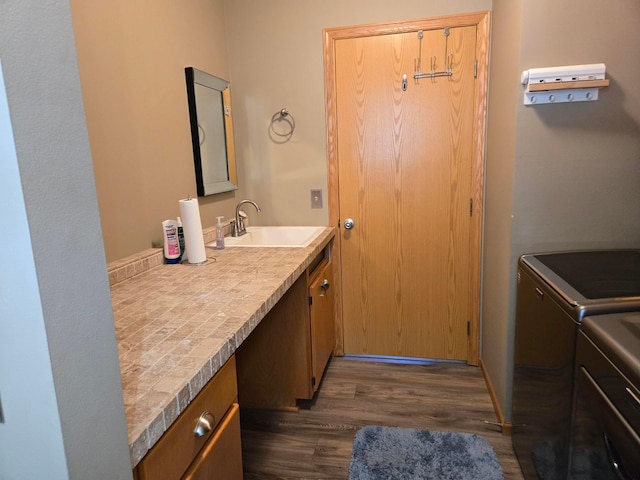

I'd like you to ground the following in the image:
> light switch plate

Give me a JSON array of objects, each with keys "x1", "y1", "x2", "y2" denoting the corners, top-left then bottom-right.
[{"x1": 311, "y1": 189, "x2": 323, "y2": 209}]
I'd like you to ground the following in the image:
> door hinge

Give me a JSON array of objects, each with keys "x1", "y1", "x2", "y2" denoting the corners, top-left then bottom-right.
[
  {"x1": 309, "y1": 296, "x2": 313, "y2": 306},
  {"x1": 474, "y1": 59, "x2": 478, "y2": 78},
  {"x1": 467, "y1": 321, "x2": 471, "y2": 336},
  {"x1": 312, "y1": 376, "x2": 316, "y2": 386},
  {"x1": 469, "y1": 198, "x2": 473, "y2": 216}
]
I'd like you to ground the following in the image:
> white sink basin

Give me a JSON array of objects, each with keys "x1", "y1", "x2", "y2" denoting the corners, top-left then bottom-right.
[{"x1": 212, "y1": 226, "x2": 325, "y2": 248}]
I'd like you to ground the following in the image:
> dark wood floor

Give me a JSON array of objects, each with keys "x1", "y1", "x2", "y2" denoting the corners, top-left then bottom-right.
[{"x1": 240, "y1": 356, "x2": 524, "y2": 479}]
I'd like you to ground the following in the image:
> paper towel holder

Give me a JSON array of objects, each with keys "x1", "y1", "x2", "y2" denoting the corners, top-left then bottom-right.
[{"x1": 521, "y1": 63, "x2": 609, "y2": 105}]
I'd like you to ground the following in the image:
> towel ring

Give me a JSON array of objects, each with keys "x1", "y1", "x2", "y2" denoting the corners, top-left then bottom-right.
[{"x1": 269, "y1": 108, "x2": 295, "y2": 143}]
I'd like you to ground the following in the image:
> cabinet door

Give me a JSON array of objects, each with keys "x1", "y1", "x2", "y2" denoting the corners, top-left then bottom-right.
[
  {"x1": 182, "y1": 403, "x2": 243, "y2": 480},
  {"x1": 309, "y1": 261, "x2": 335, "y2": 392},
  {"x1": 236, "y1": 274, "x2": 313, "y2": 407}
]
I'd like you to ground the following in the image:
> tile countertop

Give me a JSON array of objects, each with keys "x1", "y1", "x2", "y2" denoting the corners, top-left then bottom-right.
[{"x1": 107, "y1": 227, "x2": 335, "y2": 467}]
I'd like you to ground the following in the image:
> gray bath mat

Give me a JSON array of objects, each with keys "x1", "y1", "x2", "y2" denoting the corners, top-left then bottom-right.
[{"x1": 349, "y1": 426, "x2": 504, "y2": 480}]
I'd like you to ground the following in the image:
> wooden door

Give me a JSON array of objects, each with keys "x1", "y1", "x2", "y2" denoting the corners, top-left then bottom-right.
[{"x1": 333, "y1": 23, "x2": 480, "y2": 361}]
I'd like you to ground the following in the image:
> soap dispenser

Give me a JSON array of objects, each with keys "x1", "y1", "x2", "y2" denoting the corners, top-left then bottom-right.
[{"x1": 215, "y1": 216, "x2": 225, "y2": 250}]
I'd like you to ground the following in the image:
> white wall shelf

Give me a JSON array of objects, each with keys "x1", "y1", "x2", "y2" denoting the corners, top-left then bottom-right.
[{"x1": 521, "y1": 64, "x2": 609, "y2": 105}]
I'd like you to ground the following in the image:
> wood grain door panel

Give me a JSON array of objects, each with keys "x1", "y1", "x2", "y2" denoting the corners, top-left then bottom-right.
[{"x1": 336, "y1": 26, "x2": 476, "y2": 360}]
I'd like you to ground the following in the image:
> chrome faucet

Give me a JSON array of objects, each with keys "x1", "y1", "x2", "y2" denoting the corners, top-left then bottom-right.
[{"x1": 232, "y1": 199, "x2": 261, "y2": 237}]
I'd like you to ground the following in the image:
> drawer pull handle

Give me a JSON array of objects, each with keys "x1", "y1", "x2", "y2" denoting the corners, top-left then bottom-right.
[
  {"x1": 320, "y1": 279, "x2": 330, "y2": 296},
  {"x1": 194, "y1": 411, "x2": 215, "y2": 437},
  {"x1": 626, "y1": 387, "x2": 640, "y2": 407}
]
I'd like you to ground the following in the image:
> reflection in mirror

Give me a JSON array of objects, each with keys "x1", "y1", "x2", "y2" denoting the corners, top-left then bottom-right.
[{"x1": 185, "y1": 67, "x2": 238, "y2": 196}]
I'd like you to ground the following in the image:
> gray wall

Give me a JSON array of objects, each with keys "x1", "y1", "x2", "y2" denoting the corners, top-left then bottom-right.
[
  {"x1": 0, "y1": 2, "x2": 131, "y2": 478},
  {"x1": 70, "y1": 0, "x2": 237, "y2": 262},
  {"x1": 483, "y1": 0, "x2": 640, "y2": 421},
  {"x1": 3, "y1": 5, "x2": 637, "y2": 477},
  {"x1": 227, "y1": 0, "x2": 640, "y2": 424},
  {"x1": 224, "y1": 0, "x2": 492, "y2": 226},
  {"x1": 482, "y1": 0, "x2": 523, "y2": 422}
]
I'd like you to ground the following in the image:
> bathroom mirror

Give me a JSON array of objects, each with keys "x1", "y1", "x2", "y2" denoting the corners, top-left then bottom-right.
[{"x1": 185, "y1": 67, "x2": 238, "y2": 196}]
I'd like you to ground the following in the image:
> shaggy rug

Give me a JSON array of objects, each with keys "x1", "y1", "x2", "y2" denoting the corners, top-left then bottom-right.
[{"x1": 348, "y1": 426, "x2": 504, "y2": 480}]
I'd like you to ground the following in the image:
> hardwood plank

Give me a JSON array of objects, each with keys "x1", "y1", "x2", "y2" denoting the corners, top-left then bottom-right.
[{"x1": 241, "y1": 357, "x2": 524, "y2": 479}]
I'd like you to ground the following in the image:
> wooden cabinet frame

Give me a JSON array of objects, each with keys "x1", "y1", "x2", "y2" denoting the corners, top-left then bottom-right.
[{"x1": 236, "y1": 247, "x2": 335, "y2": 409}]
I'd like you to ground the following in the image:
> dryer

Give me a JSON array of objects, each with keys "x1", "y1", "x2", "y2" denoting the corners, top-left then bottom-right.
[
  {"x1": 513, "y1": 250, "x2": 640, "y2": 479},
  {"x1": 571, "y1": 312, "x2": 640, "y2": 479}
]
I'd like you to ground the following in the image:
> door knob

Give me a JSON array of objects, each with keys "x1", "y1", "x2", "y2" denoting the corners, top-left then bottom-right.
[{"x1": 344, "y1": 218, "x2": 355, "y2": 230}]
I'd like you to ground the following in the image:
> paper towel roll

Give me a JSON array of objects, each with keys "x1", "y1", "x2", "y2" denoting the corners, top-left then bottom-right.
[{"x1": 178, "y1": 197, "x2": 207, "y2": 264}]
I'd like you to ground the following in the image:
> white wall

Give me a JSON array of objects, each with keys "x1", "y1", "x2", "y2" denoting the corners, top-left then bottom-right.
[
  {"x1": 0, "y1": 2, "x2": 131, "y2": 479},
  {"x1": 0, "y1": 60, "x2": 70, "y2": 480}
]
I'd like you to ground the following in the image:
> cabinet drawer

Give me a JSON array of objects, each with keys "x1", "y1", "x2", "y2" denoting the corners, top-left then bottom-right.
[
  {"x1": 136, "y1": 356, "x2": 238, "y2": 480},
  {"x1": 182, "y1": 403, "x2": 243, "y2": 480}
]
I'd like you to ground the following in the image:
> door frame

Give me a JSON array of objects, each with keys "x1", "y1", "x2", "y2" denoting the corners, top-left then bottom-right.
[{"x1": 323, "y1": 11, "x2": 490, "y2": 365}]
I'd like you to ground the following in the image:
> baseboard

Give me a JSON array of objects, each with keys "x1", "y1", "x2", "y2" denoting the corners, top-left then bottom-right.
[{"x1": 479, "y1": 358, "x2": 513, "y2": 436}]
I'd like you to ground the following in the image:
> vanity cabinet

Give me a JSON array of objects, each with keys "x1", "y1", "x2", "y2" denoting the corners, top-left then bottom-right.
[
  {"x1": 134, "y1": 356, "x2": 242, "y2": 480},
  {"x1": 236, "y1": 246, "x2": 335, "y2": 409}
]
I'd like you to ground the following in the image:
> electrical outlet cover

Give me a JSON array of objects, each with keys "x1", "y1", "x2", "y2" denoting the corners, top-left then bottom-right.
[{"x1": 311, "y1": 189, "x2": 323, "y2": 209}]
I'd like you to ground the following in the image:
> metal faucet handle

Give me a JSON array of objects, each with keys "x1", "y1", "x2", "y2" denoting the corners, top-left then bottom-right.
[
  {"x1": 233, "y1": 199, "x2": 260, "y2": 237},
  {"x1": 230, "y1": 219, "x2": 241, "y2": 237}
]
